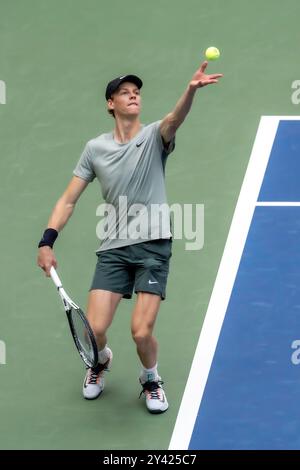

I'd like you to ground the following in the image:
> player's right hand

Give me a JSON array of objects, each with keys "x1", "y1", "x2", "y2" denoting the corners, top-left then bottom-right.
[{"x1": 37, "y1": 246, "x2": 57, "y2": 277}]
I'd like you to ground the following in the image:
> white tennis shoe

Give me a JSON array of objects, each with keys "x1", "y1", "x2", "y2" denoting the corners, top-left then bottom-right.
[
  {"x1": 139, "y1": 377, "x2": 169, "y2": 414},
  {"x1": 83, "y1": 348, "x2": 113, "y2": 400}
]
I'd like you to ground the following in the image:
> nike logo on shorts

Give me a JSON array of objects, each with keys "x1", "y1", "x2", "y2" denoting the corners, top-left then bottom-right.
[{"x1": 148, "y1": 280, "x2": 158, "y2": 284}]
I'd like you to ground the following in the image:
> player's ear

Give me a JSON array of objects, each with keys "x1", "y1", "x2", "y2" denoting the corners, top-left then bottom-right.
[{"x1": 107, "y1": 97, "x2": 114, "y2": 112}]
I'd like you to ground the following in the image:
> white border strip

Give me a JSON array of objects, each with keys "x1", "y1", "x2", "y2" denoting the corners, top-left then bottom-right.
[
  {"x1": 168, "y1": 116, "x2": 300, "y2": 450},
  {"x1": 256, "y1": 202, "x2": 300, "y2": 206}
]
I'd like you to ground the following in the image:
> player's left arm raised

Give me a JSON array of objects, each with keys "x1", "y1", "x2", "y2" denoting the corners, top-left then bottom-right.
[{"x1": 160, "y1": 61, "x2": 223, "y2": 144}]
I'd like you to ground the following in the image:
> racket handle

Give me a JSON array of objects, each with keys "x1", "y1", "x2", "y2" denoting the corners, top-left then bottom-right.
[{"x1": 50, "y1": 266, "x2": 63, "y2": 288}]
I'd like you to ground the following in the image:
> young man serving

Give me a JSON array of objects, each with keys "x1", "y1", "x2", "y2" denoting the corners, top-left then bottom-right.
[{"x1": 37, "y1": 61, "x2": 222, "y2": 413}]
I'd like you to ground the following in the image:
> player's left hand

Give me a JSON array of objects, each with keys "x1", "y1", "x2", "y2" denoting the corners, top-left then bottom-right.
[{"x1": 190, "y1": 61, "x2": 223, "y2": 89}]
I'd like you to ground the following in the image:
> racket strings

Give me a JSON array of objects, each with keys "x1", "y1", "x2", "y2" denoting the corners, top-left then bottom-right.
[{"x1": 70, "y1": 308, "x2": 96, "y2": 364}]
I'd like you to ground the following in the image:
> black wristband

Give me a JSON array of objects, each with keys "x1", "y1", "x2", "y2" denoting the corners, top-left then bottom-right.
[{"x1": 38, "y1": 228, "x2": 58, "y2": 248}]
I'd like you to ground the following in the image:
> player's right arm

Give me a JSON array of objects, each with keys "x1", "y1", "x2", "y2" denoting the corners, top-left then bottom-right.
[
  {"x1": 37, "y1": 176, "x2": 89, "y2": 276},
  {"x1": 160, "y1": 61, "x2": 223, "y2": 144}
]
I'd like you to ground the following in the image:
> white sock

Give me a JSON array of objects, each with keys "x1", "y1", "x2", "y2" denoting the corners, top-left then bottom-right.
[
  {"x1": 140, "y1": 364, "x2": 159, "y2": 383},
  {"x1": 98, "y1": 345, "x2": 110, "y2": 364}
]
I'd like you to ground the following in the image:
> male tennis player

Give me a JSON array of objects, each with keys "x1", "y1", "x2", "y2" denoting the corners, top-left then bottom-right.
[{"x1": 37, "y1": 61, "x2": 222, "y2": 414}]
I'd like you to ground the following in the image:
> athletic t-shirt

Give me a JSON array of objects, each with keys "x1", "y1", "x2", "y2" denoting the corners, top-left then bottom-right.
[{"x1": 73, "y1": 120, "x2": 175, "y2": 251}]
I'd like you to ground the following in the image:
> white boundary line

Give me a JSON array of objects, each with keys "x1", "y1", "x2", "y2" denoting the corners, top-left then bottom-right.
[
  {"x1": 256, "y1": 202, "x2": 300, "y2": 206},
  {"x1": 169, "y1": 116, "x2": 300, "y2": 450}
]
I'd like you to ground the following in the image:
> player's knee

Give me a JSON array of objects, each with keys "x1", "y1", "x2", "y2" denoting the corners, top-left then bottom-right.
[
  {"x1": 131, "y1": 327, "x2": 152, "y2": 345},
  {"x1": 89, "y1": 321, "x2": 107, "y2": 338}
]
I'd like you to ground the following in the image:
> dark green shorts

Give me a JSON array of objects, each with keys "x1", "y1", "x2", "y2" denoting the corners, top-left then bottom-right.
[{"x1": 90, "y1": 238, "x2": 172, "y2": 300}]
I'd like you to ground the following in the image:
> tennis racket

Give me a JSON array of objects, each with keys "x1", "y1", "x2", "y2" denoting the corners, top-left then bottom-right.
[{"x1": 50, "y1": 266, "x2": 98, "y2": 368}]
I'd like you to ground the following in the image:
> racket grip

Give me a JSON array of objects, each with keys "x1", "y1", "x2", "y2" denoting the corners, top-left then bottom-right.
[{"x1": 50, "y1": 266, "x2": 63, "y2": 288}]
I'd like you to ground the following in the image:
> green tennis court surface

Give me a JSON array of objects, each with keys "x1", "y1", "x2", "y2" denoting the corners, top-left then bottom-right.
[{"x1": 0, "y1": 0, "x2": 299, "y2": 450}]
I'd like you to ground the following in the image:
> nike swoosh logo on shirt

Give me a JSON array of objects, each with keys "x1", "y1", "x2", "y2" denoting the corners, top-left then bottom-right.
[
  {"x1": 148, "y1": 280, "x2": 158, "y2": 284},
  {"x1": 136, "y1": 139, "x2": 145, "y2": 147}
]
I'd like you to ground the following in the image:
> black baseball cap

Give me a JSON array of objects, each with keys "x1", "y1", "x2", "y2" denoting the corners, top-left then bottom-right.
[{"x1": 105, "y1": 74, "x2": 143, "y2": 100}]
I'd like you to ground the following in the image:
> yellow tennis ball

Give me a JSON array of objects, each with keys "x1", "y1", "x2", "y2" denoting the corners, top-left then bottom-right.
[{"x1": 205, "y1": 46, "x2": 220, "y2": 61}]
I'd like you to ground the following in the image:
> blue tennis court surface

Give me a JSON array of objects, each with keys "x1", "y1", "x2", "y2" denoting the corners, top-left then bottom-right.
[
  {"x1": 190, "y1": 205, "x2": 300, "y2": 449},
  {"x1": 259, "y1": 121, "x2": 300, "y2": 202},
  {"x1": 190, "y1": 119, "x2": 300, "y2": 449},
  {"x1": 170, "y1": 118, "x2": 300, "y2": 450}
]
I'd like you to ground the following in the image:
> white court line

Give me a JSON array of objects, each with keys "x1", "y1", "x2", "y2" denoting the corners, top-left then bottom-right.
[
  {"x1": 168, "y1": 116, "x2": 300, "y2": 450},
  {"x1": 256, "y1": 202, "x2": 300, "y2": 206}
]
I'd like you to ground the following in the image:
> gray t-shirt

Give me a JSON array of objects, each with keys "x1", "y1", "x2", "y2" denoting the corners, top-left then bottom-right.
[{"x1": 73, "y1": 120, "x2": 175, "y2": 251}]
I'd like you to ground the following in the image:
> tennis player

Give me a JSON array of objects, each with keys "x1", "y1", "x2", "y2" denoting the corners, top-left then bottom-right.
[{"x1": 37, "y1": 62, "x2": 222, "y2": 414}]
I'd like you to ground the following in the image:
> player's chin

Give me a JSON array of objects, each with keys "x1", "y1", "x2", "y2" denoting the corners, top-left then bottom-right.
[{"x1": 126, "y1": 106, "x2": 140, "y2": 116}]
